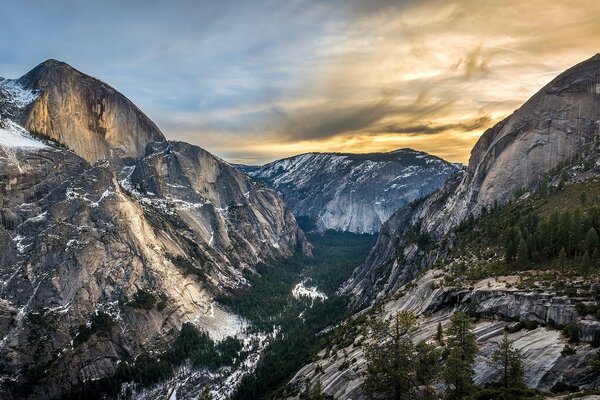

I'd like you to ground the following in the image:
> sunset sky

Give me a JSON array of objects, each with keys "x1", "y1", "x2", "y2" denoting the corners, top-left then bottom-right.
[{"x1": 2, "y1": 0, "x2": 600, "y2": 164}]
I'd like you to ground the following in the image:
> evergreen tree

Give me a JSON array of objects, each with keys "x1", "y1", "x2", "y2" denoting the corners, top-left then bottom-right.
[
  {"x1": 436, "y1": 322, "x2": 444, "y2": 345},
  {"x1": 537, "y1": 219, "x2": 550, "y2": 260},
  {"x1": 559, "y1": 211, "x2": 572, "y2": 255},
  {"x1": 504, "y1": 226, "x2": 521, "y2": 263},
  {"x1": 517, "y1": 238, "x2": 529, "y2": 266},
  {"x1": 580, "y1": 191, "x2": 588, "y2": 205},
  {"x1": 593, "y1": 248, "x2": 600, "y2": 266},
  {"x1": 572, "y1": 207, "x2": 584, "y2": 256},
  {"x1": 581, "y1": 251, "x2": 591, "y2": 274},
  {"x1": 585, "y1": 227, "x2": 600, "y2": 255},
  {"x1": 199, "y1": 386, "x2": 213, "y2": 400},
  {"x1": 557, "y1": 247, "x2": 567, "y2": 273},
  {"x1": 444, "y1": 312, "x2": 478, "y2": 400},
  {"x1": 490, "y1": 332, "x2": 525, "y2": 389},
  {"x1": 362, "y1": 311, "x2": 439, "y2": 400},
  {"x1": 300, "y1": 379, "x2": 327, "y2": 400}
]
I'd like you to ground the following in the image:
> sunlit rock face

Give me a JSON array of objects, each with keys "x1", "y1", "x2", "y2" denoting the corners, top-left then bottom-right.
[
  {"x1": 17, "y1": 59, "x2": 165, "y2": 164},
  {"x1": 240, "y1": 150, "x2": 459, "y2": 234},
  {"x1": 345, "y1": 54, "x2": 600, "y2": 302},
  {"x1": 0, "y1": 60, "x2": 309, "y2": 398}
]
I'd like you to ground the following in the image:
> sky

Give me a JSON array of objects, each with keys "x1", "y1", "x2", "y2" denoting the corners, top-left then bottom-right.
[{"x1": 1, "y1": 0, "x2": 600, "y2": 165}]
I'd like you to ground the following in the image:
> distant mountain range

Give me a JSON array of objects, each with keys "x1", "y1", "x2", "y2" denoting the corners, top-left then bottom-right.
[{"x1": 237, "y1": 150, "x2": 460, "y2": 234}]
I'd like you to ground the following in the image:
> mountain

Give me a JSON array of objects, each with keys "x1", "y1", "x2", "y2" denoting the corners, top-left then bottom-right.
[
  {"x1": 16, "y1": 59, "x2": 165, "y2": 164},
  {"x1": 240, "y1": 150, "x2": 460, "y2": 234},
  {"x1": 280, "y1": 54, "x2": 600, "y2": 400},
  {"x1": 344, "y1": 53, "x2": 600, "y2": 303},
  {"x1": 0, "y1": 60, "x2": 309, "y2": 398}
]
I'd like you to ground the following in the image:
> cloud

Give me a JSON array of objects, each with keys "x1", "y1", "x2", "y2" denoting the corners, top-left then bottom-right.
[
  {"x1": 2, "y1": 0, "x2": 600, "y2": 165},
  {"x1": 373, "y1": 115, "x2": 493, "y2": 136}
]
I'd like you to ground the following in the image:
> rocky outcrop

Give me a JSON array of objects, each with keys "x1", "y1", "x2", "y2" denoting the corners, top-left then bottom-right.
[
  {"x1": 17, "y1": 59, "x2": 165, "y2": 163},
  {"x1": 345, "y1": 54, "x2": 600, "y2": 302},
  {"x1": 240, "y1": 150, "x2": 459, "y2": 233},
  {"x1": 0, "y1": 61, "x2": 309, "y2": 398},
  {"x1": 284, "y1": 271, "x2": 600, "y2": 399}
]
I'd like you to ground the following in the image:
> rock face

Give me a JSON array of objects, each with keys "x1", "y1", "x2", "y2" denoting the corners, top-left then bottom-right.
[
  {"x1": 0, "y1": 60, "x2": 309, "y2": 398},
  {"x1": 17, "y1": 59, "x2": 165, "y2": 163},
  {"x1": 345, "y1": 54, "x2": 600, "y2": 302},
  {"x1": 284, "y1": 271, "x2": 600, "y2": 400},
  {"x1": 240, "y1": 150, "x2": 459, "y2": 233}
]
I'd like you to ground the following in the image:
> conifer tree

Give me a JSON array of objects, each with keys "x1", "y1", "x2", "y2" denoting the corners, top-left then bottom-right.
[
  {"x1": 585, "y1": 227, "x2": 600, "y2": 255},
  {"x1": 581, "y1": 251, "x2": 591, "y2": 274},
  {"x1": 436, "y1": 322, "x2": 444, "y2": 345},
  {"x1": 517, "y1": 238, "x2": 529, "y2": 266},
  {"x1": 362, "y1": 311, "x2": 440, "y2": 400},
  {"x1": 200, "y1": 386, "x2": 213, "y2": 400},
  {"x1": 444, "y1": 312, "x2": 478, "y2": 400},
  {"x1": 504, "y1": 226, "x2": 521, "y2": 263},
  {"x1": 558, "y1": 247, "x2": 567, "y2": 272},
  {"x1": 491, "y1": 332, "x2": 525, "y2": 389},
  {"x1": 300, "y1": 379, "x2": 327, "y2": 400}
]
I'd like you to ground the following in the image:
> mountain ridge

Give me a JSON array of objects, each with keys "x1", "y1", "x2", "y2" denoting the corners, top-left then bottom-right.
[{"x1": 241, "y1": 148, "x2": 460, "y2": 234}]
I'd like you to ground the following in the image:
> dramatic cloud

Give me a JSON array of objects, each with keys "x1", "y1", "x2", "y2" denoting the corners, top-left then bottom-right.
[{"x1": 1, "y1": 0, "x2": 600, "y2": 164}]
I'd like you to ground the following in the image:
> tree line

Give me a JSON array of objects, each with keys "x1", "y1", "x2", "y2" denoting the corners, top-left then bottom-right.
[
  {"x1": 503, "y1": 206, "x2": 600, "y2": 270},
  {"x1": 359, "y1": 311, "x2": 528, "y2": 400}
]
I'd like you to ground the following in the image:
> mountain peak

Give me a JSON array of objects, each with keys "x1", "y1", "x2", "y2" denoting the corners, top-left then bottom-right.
[
  {"x1": 17, "y1": 59, "x2": 78, "y2": 89},
  {"x1": 16, "y1": 60, "x2": 165, "y2": 163}
]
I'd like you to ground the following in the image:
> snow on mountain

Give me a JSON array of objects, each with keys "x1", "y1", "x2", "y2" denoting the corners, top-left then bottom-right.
[{"x1": 241, "y1": 150, "x2": 461, "y2": 233}]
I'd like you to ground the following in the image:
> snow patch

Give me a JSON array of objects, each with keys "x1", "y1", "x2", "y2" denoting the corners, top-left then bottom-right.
[
  {"x1": 0, "y1": 120, "x2": 48, "y2": 150},
  {"x1": 292, "y1": 281, "x2": 327, "y2": 301},
  {"x1": 0, "y1": 79, "x2": 39, "y2": 107}
]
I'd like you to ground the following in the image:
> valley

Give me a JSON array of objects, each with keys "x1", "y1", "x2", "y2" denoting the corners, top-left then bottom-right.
[{"x1": 1, "y1": 36, "x2": 600, "y2": 400}]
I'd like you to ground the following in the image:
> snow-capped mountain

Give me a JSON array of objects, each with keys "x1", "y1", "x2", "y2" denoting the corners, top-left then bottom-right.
[
  {"x1": 240, "y1": 150, "x2": 460, "y2": 234},
  {"x1": 0, "y1": 60, "x2": 308, "y2": 398}
]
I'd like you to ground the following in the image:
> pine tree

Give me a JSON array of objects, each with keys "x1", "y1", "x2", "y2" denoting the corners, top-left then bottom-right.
[
  {"x1": 199, "y1": 386, "x2": 213, "y2": 400},
  {"x1": 504, "y1": 226, "x2": 521, "y2": 263},
  {"x1": 557, "y1": 247, "x2": 567, "y2": 273},
  {"x1": 585, "y1": 227, "x2": 600, "y2": 255},
  {"x1": 572, "y1": 207, "x2": 584, "y2": 256},
  {"x1": 559, "y1": 210, "x2": 572, "y2": 255},
  {"x1": 300, "y1": 379, "x2": 327, "y2": 400},
  {"x1": 436, "y1": 322, "x2": 444, "y2": 345},
  {"x1": 491, "y1": 332, "x2": 525, "y2": 389},
  {"x1": 517, "y1": 238, "x2": 529, "y2": 266},
  {"x1": 444, "y1": 312, "x2": 478, "y2": 400},
  {"x1": 581, "y1": 250, "x2": 591, "y2": 275},
  {"x1": 362, "y1": 311, "x2": 440, "y2": 400}
]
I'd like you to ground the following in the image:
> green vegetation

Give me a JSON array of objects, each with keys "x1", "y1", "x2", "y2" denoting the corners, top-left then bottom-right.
[
  {"x1": 221, "y1": 229, "x2": 376, "y2": 400},
  {"x1": 73, "y1": 311, "x2": 116, "y2": 346},
  {"x1": 64, "y1": 323, "x2": 247, "y2": 400},
  {"x1": 200, "y1": 386, "x2": 213, "y2": 400},
  {"x1": 362, "y1": 311, "x2": 440, "y2": 400},
  {"x1": 434, "y1": 178, "x2": 600, "y2": 293},
  {"x1": 127, "y1": 290, "x2": 157, "y2": 310},
  {"x1": 299, "y1": 380, "x2": 330, "y2": 400},
  {"x1": 491, "y1": 333, "x2": 525, "y2": 389},
  {"x1": 444, "y1": 312, "x2": 478, "y2": 400},
  {"x1": 358, "y1": 309, "x2": 533, "y2": 400}
]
